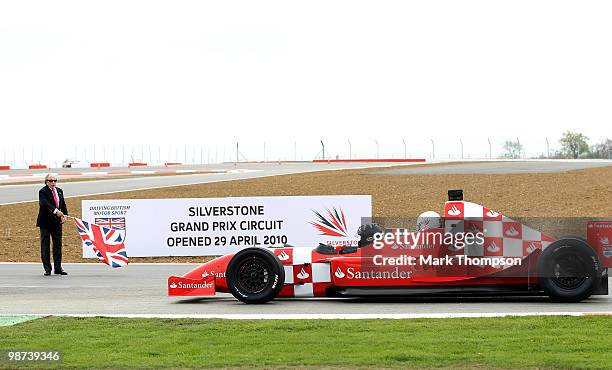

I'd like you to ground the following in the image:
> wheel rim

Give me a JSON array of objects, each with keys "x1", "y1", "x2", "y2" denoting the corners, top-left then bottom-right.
[
  {"x1": 236, "y1": 256, "x2": 270, "y2": 294},
  {"x1": 551, "y1": 252, "x2": 587, "y2": 290}
]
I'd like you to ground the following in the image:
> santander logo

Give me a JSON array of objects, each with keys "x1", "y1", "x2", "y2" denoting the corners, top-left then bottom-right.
[
  {"x1": 487, "y1": 241, "x2": 500, "y2": 253},
  {"x1": 525, "y1": 242, "x2": 538, "y2": 254},
  {"x1": 505, "y1": 226, "x2": 519, "y2": 237},
  {"x1": 334, "y1": 267, "x2": 345, "y2": 279},
  {"x1": 169, "y1": 282, "x2": 178, "y2": 289},
  {"x1": 297, "y1": 268, "x2": 310, "y2": 280},
  {"x1": 447, "y1": 205, "x2": 461, "y2": 216},
  {"x1": 486, "y1": 210, "x2": 499, "y2": 218},
  {"x1": 278, "y1": 251, "x2": 290, "y2": 261},
  {"x1": 600, "y1": 237, "x2": 610, "y2": 245}
]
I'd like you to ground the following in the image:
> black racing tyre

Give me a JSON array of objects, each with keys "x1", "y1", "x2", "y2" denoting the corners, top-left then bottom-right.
[
  {"x1": 226, "y1": 247, "x2": 285, "y2": 304},
  {"x1": 537, "y1": 237, "x2": 602, "y2": 302}
]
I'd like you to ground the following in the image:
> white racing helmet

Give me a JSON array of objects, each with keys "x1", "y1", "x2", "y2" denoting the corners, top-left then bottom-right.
[{"x1": 416, "y1": 211, "x2": 443, "y2": 231}]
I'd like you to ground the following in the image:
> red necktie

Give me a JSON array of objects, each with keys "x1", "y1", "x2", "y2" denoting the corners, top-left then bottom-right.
[{"x1": 52, "y1": 188, "x2": 59, "y2": 208}]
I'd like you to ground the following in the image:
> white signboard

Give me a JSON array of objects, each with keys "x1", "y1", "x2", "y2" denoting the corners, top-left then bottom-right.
[{"x1": 82, "y1": 195, "x2": 371, "y2": 257}]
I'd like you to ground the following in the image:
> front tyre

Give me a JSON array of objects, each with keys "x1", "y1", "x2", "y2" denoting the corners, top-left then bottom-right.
[
  {"x1": 226, "y1": 248, "x2": 285, "y2": 304},
  {"x1": 537, "y1": 238, "x2": 602, "y2": 302}
]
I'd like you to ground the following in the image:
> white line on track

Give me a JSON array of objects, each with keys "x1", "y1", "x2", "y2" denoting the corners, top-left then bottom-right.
[
  {"x1": 2, "y1": 312, "x2": 611, "y2": 319},
  {"x1": 0, "y1": 163, "x2": 402, "y2": 206},
  {"x1": 0, "y1": 172, "x2": 262, "y2": 206},
  {"x1": 0, "y1": 285, "x2": 111, "y2": 288}
]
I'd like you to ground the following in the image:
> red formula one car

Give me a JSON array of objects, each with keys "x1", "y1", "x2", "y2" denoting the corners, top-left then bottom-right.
[{"x1": 168, "y1": 190, "x2": 611, "y2": 303}]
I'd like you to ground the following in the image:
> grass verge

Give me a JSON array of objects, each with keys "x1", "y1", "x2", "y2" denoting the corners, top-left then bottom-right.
[{"x1": 1, "y1": 316, "x2": 611, "y2": 369}]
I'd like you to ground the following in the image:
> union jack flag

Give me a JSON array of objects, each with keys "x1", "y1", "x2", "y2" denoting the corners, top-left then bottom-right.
[
  {"x1": 94, "y1": 218, "x2": 126, "y2": 230},
  {"x1": 73, "y1": 217, "x2": 129, "y2": 268}
]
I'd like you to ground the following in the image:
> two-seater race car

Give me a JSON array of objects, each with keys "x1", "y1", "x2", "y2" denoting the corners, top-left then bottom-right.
[{"x1": 168, "y1": 190, "x2": 611, "y2": 303}]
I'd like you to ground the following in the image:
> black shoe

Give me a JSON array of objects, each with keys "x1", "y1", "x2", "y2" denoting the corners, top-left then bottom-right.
[
  {"x1": 54, "y1": 270, "x2": 68, "y2": 276},
  {"x1": 44, "y1": 271, "x2": 51, "y2": 276}
]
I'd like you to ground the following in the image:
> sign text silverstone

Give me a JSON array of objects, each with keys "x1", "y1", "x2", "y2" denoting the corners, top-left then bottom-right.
[{"x1": 82, "y1": 196, "x2": 371, "y2": 257}]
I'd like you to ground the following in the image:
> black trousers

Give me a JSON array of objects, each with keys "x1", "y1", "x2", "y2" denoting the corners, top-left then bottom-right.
[{"x1": 40, "y1": 225, "x2": 62, "y2": 272}]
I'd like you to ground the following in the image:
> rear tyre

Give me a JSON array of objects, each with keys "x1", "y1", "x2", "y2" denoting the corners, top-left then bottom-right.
[
  {"x1": 226, "y1": 248, "x2": 285, "y2": 304},
  {"x1": 537, "y1": 238, "x2": 601, "y2": 302}
]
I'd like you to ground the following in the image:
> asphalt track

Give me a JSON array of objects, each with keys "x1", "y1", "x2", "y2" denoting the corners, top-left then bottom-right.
[
  {"x1": 2, "y1": 160, "x2": 611, "y2": 318},
  {"x1": 0, "y1": 162, "x2": 412, "y2": 205},
  {"x1": 0, "y1": 264, "x2": 610, "y2": 318},
  {"x1": 372, "y1": 160, "x2": 612, "y2": 175},
  {"x1": 374, "y1": 160, "x2": 612, "y2": 175}
]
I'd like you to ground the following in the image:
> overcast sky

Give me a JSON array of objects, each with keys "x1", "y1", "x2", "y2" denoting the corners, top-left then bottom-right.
[{"x1": 1, "y1": 1, "x2": 611, "y2": 164}]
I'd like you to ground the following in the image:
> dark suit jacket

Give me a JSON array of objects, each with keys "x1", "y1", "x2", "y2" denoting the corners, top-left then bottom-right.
[{"x1": 36, "y1": 186, "x2": 68, "y2": 229}]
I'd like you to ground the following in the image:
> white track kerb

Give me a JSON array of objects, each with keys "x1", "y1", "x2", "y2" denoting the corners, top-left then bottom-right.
[{"x1": 2, "y1": 312, "x2": 611, "y2": 320}]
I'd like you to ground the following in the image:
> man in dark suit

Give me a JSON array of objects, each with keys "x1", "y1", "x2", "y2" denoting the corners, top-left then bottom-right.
[{"x1": 37, "y1": 174, "x2": 68, "y2": 276}]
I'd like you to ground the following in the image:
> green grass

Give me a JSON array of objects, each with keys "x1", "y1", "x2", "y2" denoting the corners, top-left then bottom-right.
[{"x1": 1, "y1": 316, "x2": 611, "y2": 369}]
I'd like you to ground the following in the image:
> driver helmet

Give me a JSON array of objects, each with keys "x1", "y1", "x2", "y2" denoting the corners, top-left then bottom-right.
[
  {"x1": 357, "y1": 223, "x2": 383, "y2": 247},
  {"x1": 416, "y1": 211, "x2": 443, "y2": 231}
]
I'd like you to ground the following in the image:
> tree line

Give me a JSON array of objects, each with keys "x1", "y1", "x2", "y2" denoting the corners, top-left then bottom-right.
[{"x1": 502, "y1": 132, "x2": 611, "y2": 159}]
